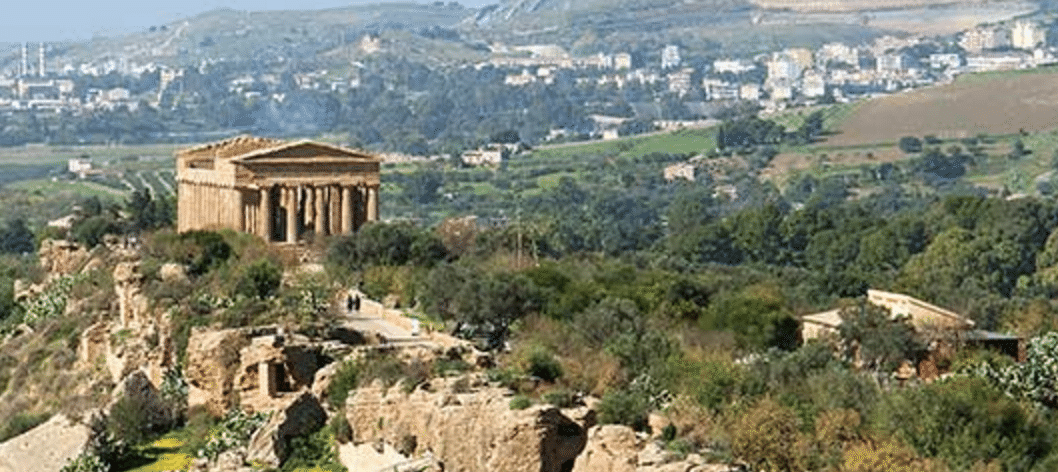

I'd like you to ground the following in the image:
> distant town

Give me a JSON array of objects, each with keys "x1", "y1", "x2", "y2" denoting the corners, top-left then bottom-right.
[{"x1": 0, "y1": 15, "x2": 1055, "y2": 157}]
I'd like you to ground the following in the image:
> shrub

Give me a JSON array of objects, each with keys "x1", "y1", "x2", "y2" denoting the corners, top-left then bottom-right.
[
  {"x1": 108, "y1": 394, "x2": 151, "y2": 446},
  {"x1": 509, "y1": 395, "x2": 532, "y2": 410},
  {"x1": 234, "y1": 258, "x2": 282, "y2": 300},
  {"x1": 597, "y1": 387, "x2": 652, "y2": 432},
  {"x1": 542, "y1": 388, "x2": 576, "y2": 408},
  {"x1": 872, "y1": 377, "x2": 1054, "y2": 471},
  {"x1": 0, "y1": 412, "x2": 50, "y2": 442},
  {"x1": 327, "y1": 360, "x2": 361, "y2": 408},
  {"x1": 197, "y1": 409, "x2": 268, "y2": 461},
  {"x1": 433, "y1": 358, "x2": 471, "y2": 377},
  {"x1": 329, "y1": 414, "x2": 352, "y2": 444},
  {"x1": 525, "y1": 348, "x2": 563, "y2": 382},
  {"x1": 842, "y1": 437, "x2": 933, "y2": 472},
  {"x1": 730, "y1": 398, "x2": 803, "y2": 472},
  {"x1": 898, "y1": 136, "x2": 923, "y2": 154},
  {"x1": 282, "y1": 428, "x2": 347, "y2": 472},
  {"x1": 60, "y1": 452, "x2": 108, "y2": 472}
]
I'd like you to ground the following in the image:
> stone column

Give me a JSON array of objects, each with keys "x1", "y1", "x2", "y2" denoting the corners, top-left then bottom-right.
[
  {"x1": 259, "y1": 362, "x2": 275, "y2": 398},
  {"x1": 329, "y1": 186, "x2": 341, "y2": 235},
  {"x1": 341, "y1": 186, "x2": 353, "y2": 234},
  {"x1": 285, "y1": 186, "x2": 297, "y2": 243},
  {"x1": 260, "y1": 186, "x2": 272, "y2": 242},
  {"x1": 367, "y1": 185, "x2": 379, "y2": 222},
  {"x1": 234, "y1": 189, "x2": 245, "y2": 232},
  {"x1": 314, "y1": 186, "x2": 326, "y2": 236}
]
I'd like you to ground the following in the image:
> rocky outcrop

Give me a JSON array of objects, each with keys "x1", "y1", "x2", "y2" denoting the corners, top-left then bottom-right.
[
  {"x1": 186, "y1": 328, "x2": 252, "y2": 416},
  {"x1": 159, "y1": 263, "x2": 189, "y2": 284},
  {"x1": 246, "y1": 392, "x2": 327, "y2": 468},
  {"x1": 114, "y1": 261, "x2": 149, "y2": 327},
  {"x1": 345, "y1": 376, "x2": 589, "y2": 472},
  {"x1": 37, "y1": 239, "x2": 90, "y2": 276},
  {"x1": 0, "y1": 414, "x2": 91, "y2": 472},
  {"x1": 235, "y1": 334, "x2": 323, "y2": 412},
  {"x1": 572, "y1": 425, "x2": 738, "y2": 472}
]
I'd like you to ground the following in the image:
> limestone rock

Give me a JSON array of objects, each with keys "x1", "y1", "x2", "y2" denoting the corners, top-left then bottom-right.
[
  {"x1": 311, "y1": 362, "x2": 339, "y2": 404},
  {"x1": 186, "y1": 328, "x2": 251, "y2": 416},
  {"x1": 235, "y1": 334, "x2": 322, "y2": 412},
  {"x1": 0, "y1": 414, "x2": 91, "y2": 472},
  {"x1": 346, "y1": 381, "x2": 588, "y2": 472},
  {"x1": 159, "y1": 262, "x2": 189, "y2": 283},
  {"x1": 572, "y1": 425, "x2": 641, "y2": 472},
  {"x1": 246, "y1": 392, "x2": 327, "y2": 468},
  {"x1": 37, "y1": 239, "x2": 90, "y2": 276},
  {"x1": 572, "y1": 425, "x2": 739, "y2": 472}
]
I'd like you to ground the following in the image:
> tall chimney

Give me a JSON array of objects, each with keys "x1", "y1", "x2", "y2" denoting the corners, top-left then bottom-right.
[
  {"x1": 20, "y1": 43, "x2": 27, "y2": 77},
  {"x1": 38, "y1": 42, "x2": 45, "y2": 77}
]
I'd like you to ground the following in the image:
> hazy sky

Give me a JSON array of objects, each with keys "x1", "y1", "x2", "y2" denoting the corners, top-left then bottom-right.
[{"x1": 3, "y1": 0, "x2": 493, "y2": 43}]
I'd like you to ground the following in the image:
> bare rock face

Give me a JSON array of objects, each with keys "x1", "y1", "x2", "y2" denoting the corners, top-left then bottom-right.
[
  {"x1": 572, "y1": 425, "x2": 739, "y2": 472},
  {"x1": 346, "y1": 377, "x2": 588, "y2": 472},
  {"x1": 0, "y1": 414, "x2": 91, "y2": 472},
  {"x1": 246, "y1": 391, "x2": 327, "y2": 468},
  {"x1": 186, "y1": 328, "x2": 251, "y2": 416},
  {"x1": 572, "y1": 425, "x2": 640, "y2": 472},
  {"x1": 37, "y1": 239, "x2": 90, "y2": 276}
]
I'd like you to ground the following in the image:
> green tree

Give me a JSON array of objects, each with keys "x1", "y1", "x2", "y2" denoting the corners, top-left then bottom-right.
[
  {"x1": 898, "y1": 136, "x2": 922, "y2": 154},
  {"x1": 838, "y1": 300, "x2": 921, "y2": 372},
  {"x1": 0, "y1": 218, "x2": 34, "y2": 254},
  {"x1": 234, "y1": 259, "x2": 282, "y2": 300},
  {"x1": 873, "y1": 377, "x2": 1055, "y2": 472}
]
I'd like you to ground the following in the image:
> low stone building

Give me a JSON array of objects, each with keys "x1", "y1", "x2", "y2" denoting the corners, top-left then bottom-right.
[
  {"x1": 802, "y1": 289, "x2": 1024, "y2": 366},
  {"x1": 176, "y1": 135, "x2": 381, "y2": 243}
]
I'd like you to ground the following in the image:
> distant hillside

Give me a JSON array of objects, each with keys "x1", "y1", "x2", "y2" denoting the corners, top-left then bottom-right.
[
  {"x1": 752, "y1": 0, "x2": 1023, "y2": 12},
  {"x1": 47, "y1": 2, "x2": 474, "y2": 67},
  {"x1": 827, "y1": 67, "x2": 1058, "y2": 146},
  {"x1": 466, "y1": 0, "x2": 753, "y2": 37}
]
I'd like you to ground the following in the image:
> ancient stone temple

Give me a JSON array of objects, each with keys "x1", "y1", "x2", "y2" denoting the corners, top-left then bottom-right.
[{"x1": 176, "y1": 135, "x2": 380, "y2": 243}]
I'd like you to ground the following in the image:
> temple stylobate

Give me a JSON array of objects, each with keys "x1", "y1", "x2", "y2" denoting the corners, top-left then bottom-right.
[{"x1": 176, "y1": 135, "x2": 381, "y2": 243}]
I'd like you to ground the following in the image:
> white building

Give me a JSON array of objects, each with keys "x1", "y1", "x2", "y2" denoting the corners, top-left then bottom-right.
[
  {"x1": 876, "y1": 54, "x2": 905, "y2": 73},
  {"x1": 817, "y1": 42, "x2": 859, "y2": 68},
  {"x1": 960, "y1": 28, "x2": 1012, "y2": 53},
  {"x1": 713, "y1": 59, "x2": 756, "y2": 74},
  {"x1": 68, "y1": 158, "x2": 92, "y2": 178},
  {"x1": 929, "y1": 53, "x2": 962, "y2": 69},
  {"x1": 966, "y1": 52, "x2": 1029, "y2": 72},
  {"x1": 661, "y1": 45, "x2": 681, "y2": 69},
  {"x1": 767, "y1": 55, "x2": 802, "y2": 82},
  {"x1": 800, "y1": 70, "x2": 826, "y2": 98},
  {"x1": 740, "y1": 83, "x2": 761, "y2": 101},
  {"x1": 1012, "y1": 21, "x2": 1046, "y2": 50},
  {"x1": 667, "y1": 68, "x2": 694, "y2": 95},
  {"x1": 702, "y1": 79, "x2": 739, "y2": 100},
  {"x1": 614, "y1": 53, "x2": 632, "y2": 70},
  {"x1": 462, "y1": 147, "x2": 505, "y2": 166}
]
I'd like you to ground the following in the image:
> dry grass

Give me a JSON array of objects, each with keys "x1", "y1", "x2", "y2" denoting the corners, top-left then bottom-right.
[
  {"x1": 510, "y1": 315, "x2": 623, "y2": 396},
  {"x1": 828, "y1": 68, "x2": 1058, "y2": 147},
  {"x1": 752, "y1": 0, "x2": 991, "y2": 11}
]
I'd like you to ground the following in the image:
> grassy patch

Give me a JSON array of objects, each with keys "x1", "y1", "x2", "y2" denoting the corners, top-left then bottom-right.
[
  {"x1": 8, "y1": 178, "x2": 127, "y2": 199},
  {"x1": 118, "y1": 436, "x2": 193, "y2": 472}
]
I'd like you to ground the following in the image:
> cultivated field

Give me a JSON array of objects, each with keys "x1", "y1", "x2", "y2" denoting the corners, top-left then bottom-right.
[
  {"x1": 827, "y1": 67, "x2": 1058, "y2": 147},
  {"x1": 752, "y1": 0, "x2": 1025, "y2": 12}
]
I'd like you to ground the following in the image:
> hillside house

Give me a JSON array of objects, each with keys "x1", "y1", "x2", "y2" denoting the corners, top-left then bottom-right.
[{"x1": 802, "y1": 289, "x2": 1024, "y2": 372}]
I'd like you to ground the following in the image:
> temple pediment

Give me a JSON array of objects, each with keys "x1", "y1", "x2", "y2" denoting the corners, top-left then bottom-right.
[{"x1": 231, "y1": 140, "x2": 380, "y2": 164}]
